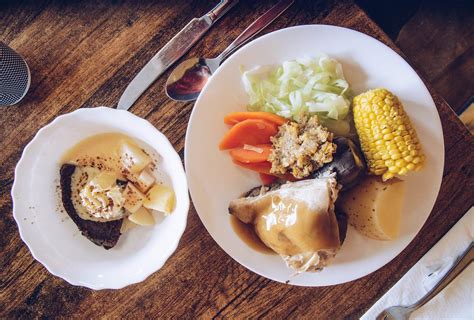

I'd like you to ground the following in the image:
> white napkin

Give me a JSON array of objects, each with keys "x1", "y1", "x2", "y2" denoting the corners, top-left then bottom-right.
[{"x1": 362, "y1": 207, "x2": 474, "y2": 320}]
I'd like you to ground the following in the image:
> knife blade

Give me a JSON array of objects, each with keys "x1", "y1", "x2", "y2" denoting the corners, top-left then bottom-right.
[{"x1": 117, "y1": 0, "x2": 238, "y2": 111}]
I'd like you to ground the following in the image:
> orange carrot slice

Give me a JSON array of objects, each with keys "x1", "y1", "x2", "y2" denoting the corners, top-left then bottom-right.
[
  {"x1": 224, "y1": 112, "x2": 288, "y2": 126},
  {"x1": 233, "y1": 160, "x2": 299, "y2": 182},
  {"x1": 259, "y1": 173, "x2": 277, "y2": 185},
  {"x1": 232, "y1": 160, "x2": 272, "y2": 174},
  {"x1": 229, "y1": 144, "x2": 272, "y2": 163},
  {"x1": 219, "y1": 119, "x2": 277, "y2": 150}
]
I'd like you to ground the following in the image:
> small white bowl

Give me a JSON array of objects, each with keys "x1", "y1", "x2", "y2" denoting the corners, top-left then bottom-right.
[{"x1": 12, "y1": 107, "x2": 189, "y2": 290}]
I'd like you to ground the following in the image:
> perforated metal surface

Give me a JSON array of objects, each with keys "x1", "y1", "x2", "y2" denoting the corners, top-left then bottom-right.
[{"x1": 0, "y1": 42, "x2": 30, "y2": 106}]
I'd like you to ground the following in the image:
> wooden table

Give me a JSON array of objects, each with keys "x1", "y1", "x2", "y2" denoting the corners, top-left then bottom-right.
[{"x1": 1, "y1": 1, "x2": 473, "y2": 318}]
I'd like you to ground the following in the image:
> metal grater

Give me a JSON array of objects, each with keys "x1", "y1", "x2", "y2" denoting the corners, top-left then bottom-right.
[{"x1": 0, "y1": 42, "x2": 31, "y2": 106}]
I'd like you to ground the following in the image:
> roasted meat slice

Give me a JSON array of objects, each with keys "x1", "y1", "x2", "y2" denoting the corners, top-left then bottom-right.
[
  {"x1": 60, "y1": 164, "x2": 123, "y2": 249},
  {"x1": 229, "y1": 177, "x2": 343, "y2": 273},
  {"x1": 313, "y1": 137, "x2": 366, "y2": 190}
]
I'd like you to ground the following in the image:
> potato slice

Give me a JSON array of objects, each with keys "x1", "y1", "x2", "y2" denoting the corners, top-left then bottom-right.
[
  {"x1": 339, "y1": 176, "x2": 405, "y2": 240},
  {"x1": 128, "y1": 206, "x2": 155, "y2": 226},
  {"x1": 122, "y1": 182, "x2": 146, "y2": 213},
  {"x1": 124, "y1": 169, "x2": 155, "y2": 193},
  {"x1": 120, "y1": 217, "x2": 139, "y2": 233},
  {"x1": 137, "y1": 169, "x2": 155, "y2": 191},
  {"x1": 120, "y1": 141, "x2": 152, "y2": 173},
  {"x1": 143, "y1": 184, "x2": 175, "y2": 215}
]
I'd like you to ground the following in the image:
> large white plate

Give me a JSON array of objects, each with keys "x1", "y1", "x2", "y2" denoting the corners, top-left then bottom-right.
[
  {"x1": 185, "y1": 25, "x2": 444, "y2": 286},
  {"x1": 12, "y1": 107, "x2": 189, "y2": 289}
]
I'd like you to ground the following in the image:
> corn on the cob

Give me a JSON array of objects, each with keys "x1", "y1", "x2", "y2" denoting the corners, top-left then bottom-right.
[{"x1": 353, "y1": 88, "x2": 424, "y2": 181}]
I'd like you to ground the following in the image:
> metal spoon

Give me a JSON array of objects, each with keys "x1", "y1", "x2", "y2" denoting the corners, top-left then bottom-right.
[{"x1": 165, "y1": 0, "x2": 294, "y2": 102}]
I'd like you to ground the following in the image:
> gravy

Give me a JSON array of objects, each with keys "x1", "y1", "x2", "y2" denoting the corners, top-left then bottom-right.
[
  {"x1": 230, "y1": 216, "x2": 275, "y2": 255},
  {"x1": 61, "y1": 133, "x2": 155, "y2": 222},
  {"x1": 254, "y1": 198, "x2": 340, "y2": 257},
  {"x1": 229, "y1": 179, "x2": 341, "y2": 257},
  {"x1": 61, "y1": 132, "x2": 138, "y2": 179}
]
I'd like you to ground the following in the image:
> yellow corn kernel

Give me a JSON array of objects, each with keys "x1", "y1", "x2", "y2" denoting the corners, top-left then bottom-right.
[
  {"x1": 382, "y1": 172, "x2": 395, "y2": 181},
  {"x1": 388, "y1": 166, "x2": 398, "y2": 173},
  {"x1": 353, "y1": 88, "x2": 425, "y2": 180},
  {"x1": 385, "y1": 160, "x2": 394, "y2": 167},
  {"x1": 398, "y1": 167, "x2": 408, "y2": 175},
  {"x1": 374, "y1": 168, "x2": 386, "y2": 175},
  {"x1": 395, "y1": 159, "x2": 406, "y2": 167}
]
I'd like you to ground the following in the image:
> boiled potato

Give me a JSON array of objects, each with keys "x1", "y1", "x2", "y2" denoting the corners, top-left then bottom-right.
[
  {"x1": 144, "y1": 184, "x2": 175, "y2": 215},
  {"x1": 124, "y1": 169, "x2": 155, "y2": 193},
  {"x1": 128, "y1": 206, "x2": 155, "y2": 226},
  {"x1": 120, "y1": 141, "x2": 152, "y2": 173},
  {"x1": 136, "y1": 169, "x2": 155, "y2": 192},
  {"x1": 123, "y1": 182, "x2": 146, "y2": 213},
  {"x1": 339, "y1": 176, "x2": 405, "y2": 240},
  {"x1": 120, "y1": 217, "x2": 139, "y2": 233}
]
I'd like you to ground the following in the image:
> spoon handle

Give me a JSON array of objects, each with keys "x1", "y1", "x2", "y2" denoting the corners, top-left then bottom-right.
[
  {"x1": 411, "y1": 242, "x2": 473, "y2": 311},
  {"x1": 217, "y1": 0, "x2": 294, "y2": 61}
]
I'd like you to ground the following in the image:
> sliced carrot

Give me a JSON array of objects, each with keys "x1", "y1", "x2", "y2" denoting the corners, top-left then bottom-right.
[
  {"x1": 259, "y1": 173, "x2": 277, "y2": 185},
  {"x1": 224, "y1": 112, "x2": 288, "y2": 126},
  {"x1": 232, "y1": 160, "x2": 272, "y2": 174},
  {"x1": 281, "y1": 173, "x2": 299, "y2": 182},
  {"x1": 229, "y1": 144, "x2": 272, "y2": 163},
  {"x1": 232, "y1": 160, "x2": 299, "y2": 183},
  {"x1": 219, "y1": 119, "x2": 277, "y2": 150}
]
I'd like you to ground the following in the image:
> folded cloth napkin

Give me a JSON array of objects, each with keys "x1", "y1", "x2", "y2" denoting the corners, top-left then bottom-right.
[{"x1": 362, "y1": 207, "x2": 474, "y2": 320}]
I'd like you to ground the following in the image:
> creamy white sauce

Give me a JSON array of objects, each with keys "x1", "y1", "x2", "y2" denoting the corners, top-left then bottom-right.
[{"x1": 62, "y1": 133, "x2": 160, "y2": 222}]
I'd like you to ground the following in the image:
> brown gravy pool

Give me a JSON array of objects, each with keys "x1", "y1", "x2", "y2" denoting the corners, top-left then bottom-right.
[{"x1": 230, "y1": 216, "x2": 275, "y2": 255}]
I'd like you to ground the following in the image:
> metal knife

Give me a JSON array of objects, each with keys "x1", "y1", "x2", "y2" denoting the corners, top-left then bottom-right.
[{"x1": 117, "y1": 0, "x2": 238, "y2": 111}]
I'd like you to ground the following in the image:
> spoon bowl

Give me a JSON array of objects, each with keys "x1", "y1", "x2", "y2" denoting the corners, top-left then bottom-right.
[{"x1": 166, "y1": 58, "x2": 218, "y2": 101}]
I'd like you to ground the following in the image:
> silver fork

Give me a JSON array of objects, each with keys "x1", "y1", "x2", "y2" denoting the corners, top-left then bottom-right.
[{"x1": 376, "y1": 241, "x2": 473, "y2": 320}]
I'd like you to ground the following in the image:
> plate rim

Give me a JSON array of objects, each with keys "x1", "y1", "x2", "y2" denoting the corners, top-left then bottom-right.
[
  {"x1": 11, "y1": 106, "x2": 190, "y2": 290},
  {"x1": 185, "y1": 24, "x2": 445, "y2": 286}
]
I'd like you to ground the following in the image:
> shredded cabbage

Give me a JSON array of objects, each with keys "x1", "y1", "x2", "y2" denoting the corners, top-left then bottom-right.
[{"x1": 241, "y1": 55, "x2": 354, "y2": 136}]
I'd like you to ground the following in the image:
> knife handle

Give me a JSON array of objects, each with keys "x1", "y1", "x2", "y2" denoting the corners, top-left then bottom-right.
[
  {"x1": 206, "y1": 0, "x2": 239, "y2": 22},
  {"x1": 217, "y1": 0, "x2": 294, "y2": 61}
]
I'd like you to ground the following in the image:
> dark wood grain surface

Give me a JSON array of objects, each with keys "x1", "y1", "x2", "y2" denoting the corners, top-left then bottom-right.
[
  {"x1": 358, "y1": 0, "x2": 474, "y2": 114},
  {"x1": 1, "y1": 1, "x2": 473, "y2": 319}
]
